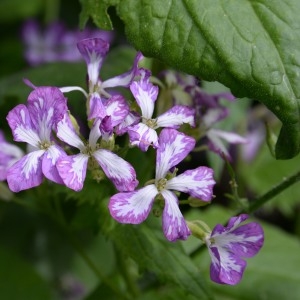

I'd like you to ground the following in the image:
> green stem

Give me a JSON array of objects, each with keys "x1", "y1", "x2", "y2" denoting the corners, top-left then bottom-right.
[{"x1": 245, "y1": 170, "x2": 300, "y2": 214}]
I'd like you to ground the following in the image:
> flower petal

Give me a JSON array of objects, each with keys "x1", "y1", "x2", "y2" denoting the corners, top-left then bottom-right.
[
  {"x1": 104, "y1": 95, "x2": 129, "y2": 127},
  {"x1": 208, "y1": 245, "x2": 246, "y2": 285},
  {"x1": 109, "y1": 185, "x2": 158, "y2": 223},
  {"x1": 156, "y1": 128, "x2": 195, "y2": 179},
  {"x1": 56, "y1": 153, "x2": 89, "y2": 191},
  {"x1": 6, "y1": 150, "x2": 44, "y2": 192},
  {"x1": 130, "y1": 74, "x2": 158, "y2": 119},
  {"x1": 115, "y1": 111, "x2": 140, "y2": 135},
  {"x1": 211, "y1": 214, "x2": 264, "y2": 258},
  {"x1": 128, "y1": 123, "x2": 158, "y2": 151},
  {"x1": 156, "y1": 105, "x2": 195, "y2": 128},
  {"x1": 102, "y1": 52, "x2": 143, "y2": 89},
  {"x1": 27, "y1": 86, "x2": 68, "y2": 136},
  {"x1": 88, "y1": 92, "x2": 106, "y2": 120},
  {"x1": 166, "y1": 166, "x2": 215, "y2": 201},
  {"x1": 161, "y1": 189, "x2": 191, "y2": 241},
  {"x1": 42, "y1": 145, "x2": 66, "y2": 184},
  {"x1": 93, "y1": 149, "x2": 138, "y2": 192},
  {"x1": 57, "y1": 113, "x2": 85, "y2": 150},
  {"x1": 77, "y1": 38, "x2": 109, "y2": 86},
  {"x1": 7, "y1": 104, "x2": 40, "y2": 147}
]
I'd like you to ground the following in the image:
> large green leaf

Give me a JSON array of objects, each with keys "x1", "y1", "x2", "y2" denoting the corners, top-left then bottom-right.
[{"x1": 81, "y1": 0, "x2": 300, "y2": 159}]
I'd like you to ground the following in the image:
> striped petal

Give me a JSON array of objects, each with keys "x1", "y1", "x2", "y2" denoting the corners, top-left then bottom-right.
[
  {"x1": 77, "y1": 38, "x2": 109, "y2": 86},
  {"x1": 6, "y1": 150, "x2": 44, "y2": 192},
  {"x1": 93, "y1": 149, "x2": 138, "y2": 192},
  {"x1": 166, "y1": 166, "x2": 215, "y2": 201},
  {"x1": 128, "y1": 123, "x2": 158, "y2": 151},
  {"x1": 56, "y1": 153, "x2": 89, "y2": 191},
  {"x1": 42, "y1": 145, "x2": 66, "y2": 184},
  {"x1": 102, "y1": 52, "x2": 143, "y2": 89},
  {"x1": 7, "y1": 104, "x2": 40, "y2": 147},
  {"x1": 156, "y1": 128, "x2": 195, "y2": 179},
  {"x1": 130, "y1": 74, "x2": 158, "y2": 119},
  {"x1": 88, "y1": 92, "x2": 106, "y2": 120},
  {"x1": 27, "y1": 86, "x2": 67, "y2": 128},
  {"x1": 109, "y1": 185, "x2": 158, "y2": 223},
  {"x1": 57, "y1": 113, "x2": 85, "y2": 150},
  {"x1": 161, "y1": 189, "x2": 191, "y2": 241},
  {"x1": 156, "y1": 105, "x2": 195, "y2": 128}
]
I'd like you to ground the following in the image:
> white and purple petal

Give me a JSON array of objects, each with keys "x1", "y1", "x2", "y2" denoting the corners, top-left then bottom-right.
[
  {"x1": 57, "y1": 114, "x2": 86, "y2": 150},
  {"x1": 207, "y1": 128, "x2": 248, "y2": 160},
  {"x1": 27, "y1": 86, "x2": 68, "y2": 134},
  {"x1": 128, "y1": 123, "x2": 158, "y2": 152},
  {"x1": 88, "y1": 119, "x2": 102, "y2": 149},
  {"x1": 160, "y1": 189, "x2": 191, "y2": 241},
  {"x1": 211, "y1": 214, "x2": 264, "y2": 258},
  {"x1": 156, "y1": 105, "x2": 195, "y2": 128},
  {"x1": 130, "y1": 77, "x2": 158, "y2": 119},
  {"x1": 166, "y1": 166, "x2": 215, "y2": 201},
  {"x1": 104, "y1": 95, "x2": 130, "y2": 127},
  {"x1": 155, "y1": 129, "x2": 195, "y2": 179},
  {"x1": 102, "y1": 52, "x2": 144, "y2": 89},
  {"x1": 93, "y1": 149, "x2": 138, "y2": 192},
  {"x1": 109, "y1": 185, "x2": 158, "y2": 223},
  {"x1": 6, "y1": 150, "x2": 45, "y2": 192},
  {"x1": 7, "y1": 104, "x2": 40, "y2": 147},
  {"x1": 208, "y1": 244, "x2": 247, "y2": 285},
  {"x1": 77, "y1": 38, "x2": 110, "y2": 86},
  {"x1": 88, "y1": 92, "x2": 106, "y2": 120},
  {"x1": 42, "y1": 144, "x2": 66, "y2": 184},
  {"x1": 115, "y1": 111, "x2": 140, "y2": 135},
  {"x1": 56, "y1": 153, "x2": 89, "y2": 191}
]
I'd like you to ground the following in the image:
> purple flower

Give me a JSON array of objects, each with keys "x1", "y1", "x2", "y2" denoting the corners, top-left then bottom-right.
[
  {"x1": 0, "y1": 131, "x2": 24, "y2": 181},
  {"x1": 56, "y1": 113, "x2": 138, "y2": 192},
  {"x1": 6, "y1": 87, "x2": 68, "y2": 192},
  {"x1": 127, "y1": 72, "x2": 195, "y2": 151},
  {"x1": 60, "y1": 38, "x2": 143, "y2": 120},
  {"x1": 109, "y1": 128, "x2": 215, "y2": 241},
  {"x1": 22, "y1": 19, "x2": 114, "y2": 66},
  {"x1": 205, "y1": 214, "x2": 264, "y2": 285}
]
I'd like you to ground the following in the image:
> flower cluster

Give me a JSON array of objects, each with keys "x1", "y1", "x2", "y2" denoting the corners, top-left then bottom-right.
[{"x1": 1, "y1": 37, "x2": 264, "y2": 285}]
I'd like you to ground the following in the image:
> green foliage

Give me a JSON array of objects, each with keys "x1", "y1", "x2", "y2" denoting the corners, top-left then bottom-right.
[
  {"x1": 81, "y1": 0, "x2": 300, "y2": 159},
  {"x1": 0, "y1": 246, "x2": 53, "y2": 300},
  {"x1": 106, "y1": 219, "x2": 214, "y2": 300}
]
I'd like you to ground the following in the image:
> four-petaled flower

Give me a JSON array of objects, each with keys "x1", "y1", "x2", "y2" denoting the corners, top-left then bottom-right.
[
  {"x1": 6, "y1": 87, "x2": 68, "y2": 192},
  {"x1": 127, "y1": 71, "x2": 196, "y2": 151},
  {"x1": 56, "y1": 109, "x2": 138, "y2": 192},
  {"x1": 205, "y1": 214, "x2": 264, "y2": 285},
  {"x1": 109, "y1": 128, "x2": 215, "y2": 241}
]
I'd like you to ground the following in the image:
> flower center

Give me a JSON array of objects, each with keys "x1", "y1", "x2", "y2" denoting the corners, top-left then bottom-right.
[
  {"x1": 143, "y1": 117, "x2": 157, "y2": 129},
  {"x1": 39, "y1": 140, "x2": 52, "y2": 150},
  {"x1": 156, "y1": 178, "x2": 167, "y2": 192}
]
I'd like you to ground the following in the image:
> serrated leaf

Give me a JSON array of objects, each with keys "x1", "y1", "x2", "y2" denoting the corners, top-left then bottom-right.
[
  {"x1": 85, "y1": 0, "x2": 300, "y2": 159},
  {"x1": 79, "y1": 0, "x2": 120, "y2": 30}
]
